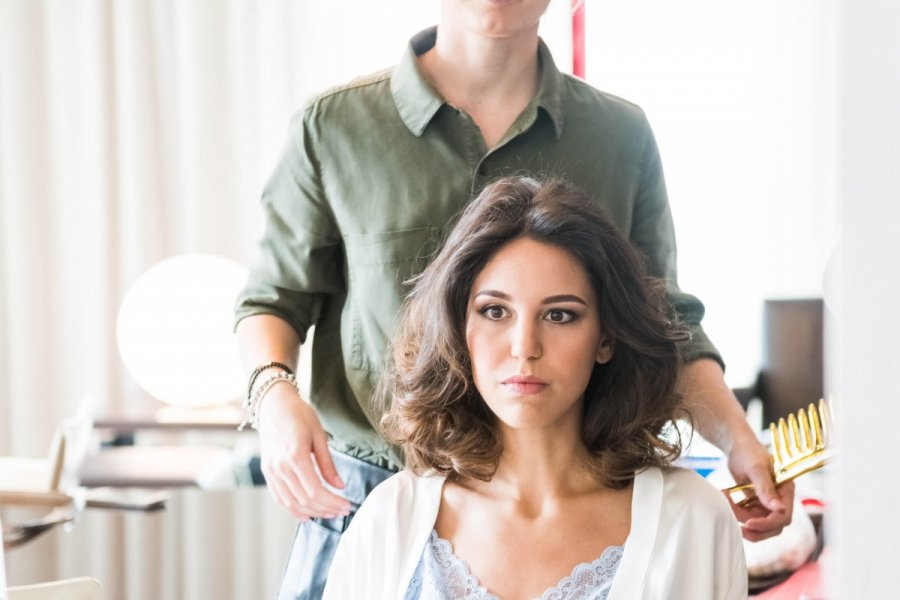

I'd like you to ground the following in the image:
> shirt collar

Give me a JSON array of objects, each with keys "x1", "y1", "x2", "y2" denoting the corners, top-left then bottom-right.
[
  {"x1": 534, "y1": 39, "x2": 566, "y2": 139},
  {"x1": 391, "y1": 26, "x2": 566, "y2": 140},
  {"x1": 390, "y1": 28, "x2": 444, "y2": 137}
]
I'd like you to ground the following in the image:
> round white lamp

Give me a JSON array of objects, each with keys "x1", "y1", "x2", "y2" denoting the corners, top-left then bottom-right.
[{"x1": 117, "y1": 253, "x2": 248, "y2": 422}]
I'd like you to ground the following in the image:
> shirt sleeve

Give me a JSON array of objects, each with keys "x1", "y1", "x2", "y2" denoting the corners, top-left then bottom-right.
[
  {"x1": 234, "y1": 105, "x2": 343, "y2": 343},
  {"x1": 630, "y1": 121, "x2": 723, "y2": 367}
]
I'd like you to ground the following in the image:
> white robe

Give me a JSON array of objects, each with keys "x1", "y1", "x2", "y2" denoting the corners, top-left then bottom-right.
[{"x1": 323, "y1": 466, "x2": 747, "y2": 600}]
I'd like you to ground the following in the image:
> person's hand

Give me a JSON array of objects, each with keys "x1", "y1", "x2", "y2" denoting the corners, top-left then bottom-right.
[
  {"x1": 256, "y1": 383, "x2": 352, "y2": 521},
  {"x1": 726, "y1": 433, "x2": 794, "y2": 542}
]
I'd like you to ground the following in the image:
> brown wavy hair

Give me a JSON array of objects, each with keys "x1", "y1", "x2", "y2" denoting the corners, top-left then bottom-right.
[{"x1": 380, "y1": 177, "x2": 689, "y2": 488}]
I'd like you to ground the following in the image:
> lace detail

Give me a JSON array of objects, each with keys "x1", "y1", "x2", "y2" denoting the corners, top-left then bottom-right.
[
  {"x1": 406, "y1": 556, "x2": 424, "y2": 599},
  {"x1": 540, "y1": 545, "x2": 623, "y2": 600},
  {"x1": 413, "y1": 531, "x2": 500, "y2": 600},
  {"x1": 404, "y1": 530, "x2": 623, "y2": 600}
]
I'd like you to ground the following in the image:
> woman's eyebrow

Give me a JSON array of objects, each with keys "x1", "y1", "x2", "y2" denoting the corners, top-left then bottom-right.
[
  {"x1": 542, "y1": 294, "x2": 587, "y2": 306},
  {"x1": 473, "y1": 290, "x2": 587, "y2": 306},
  {"x1": 473, "y1": 289, "x2": 510, "y2": 300}
]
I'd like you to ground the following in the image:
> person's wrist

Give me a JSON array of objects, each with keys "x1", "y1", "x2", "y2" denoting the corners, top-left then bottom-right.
[
  {"x1": 729, "y1": 419, "x2": 765, "y2": 450},
  {"x1": 247, "y1": 362, "x2": 294, "y2": 398},
  {"x1": 240, "y1": 370, "x2": 299, "y2": 431},
  {"x1": 255, "y1": 381, "x2": 304, "y2": 427}
]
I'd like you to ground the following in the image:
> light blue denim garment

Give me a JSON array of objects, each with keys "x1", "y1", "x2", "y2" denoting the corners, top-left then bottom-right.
[{"x1": 276, "y1": 450, "x2": 394, "y2": 600}]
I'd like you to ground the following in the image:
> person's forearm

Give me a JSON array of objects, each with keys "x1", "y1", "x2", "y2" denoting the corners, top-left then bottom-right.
[
  {"x1": 235, "y1": 313, "x2": 302, "y2": 376},
  {"x1": 677, "y1": 358, "x2": 756, "y2": 453},
  {"x1": 236, "y1": 314, "x2": 349, "y2": 517},
  {"x1": 680, "y1": 359, "x2": 791, "y2": 539}
]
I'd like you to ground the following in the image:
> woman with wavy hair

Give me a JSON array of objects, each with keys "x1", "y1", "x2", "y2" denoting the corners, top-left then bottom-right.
[{"x1": 323, "y1": 177, "x2": 746, "y2": 600}]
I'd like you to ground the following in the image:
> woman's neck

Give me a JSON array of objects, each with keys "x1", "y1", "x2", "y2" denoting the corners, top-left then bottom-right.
[{"x1": 471, "y1": 426, "x2": 603, "y2": 509}]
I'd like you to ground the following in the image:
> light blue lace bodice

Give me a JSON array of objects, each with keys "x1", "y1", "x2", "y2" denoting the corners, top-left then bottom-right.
[{"x1": 404, "y1": 530, "x2": 624, "y2": 600}]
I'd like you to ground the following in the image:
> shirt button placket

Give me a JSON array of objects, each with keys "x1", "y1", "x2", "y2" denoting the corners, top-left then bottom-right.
[
  {"x1": 472, "y1": 158, "x2": 490, "y2": 195},
  {"x1": 456, "y1": 109, "x2": 489, "y2": 195}
]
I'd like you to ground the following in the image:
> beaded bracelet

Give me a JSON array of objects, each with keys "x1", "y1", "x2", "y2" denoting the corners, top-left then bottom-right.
[
  {"x1": 246, "y1": 361, "x2": 294, "y2": 400},
  {"x1": 239, "y1": 371, "x2": 298, "y2": 431}
]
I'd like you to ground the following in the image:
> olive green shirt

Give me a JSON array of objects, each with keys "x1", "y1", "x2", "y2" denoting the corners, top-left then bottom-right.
[{"x1": 235, "y1": 28, "x2": 720, "y2": 469}]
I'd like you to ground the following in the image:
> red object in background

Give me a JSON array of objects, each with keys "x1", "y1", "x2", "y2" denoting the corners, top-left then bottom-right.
[
  {"x1": 751, "y1": 548, "x2": 828, "y2": 600},
  {"x1": 572, "y1": 1, "x2": 585, "y2": 78},
  {"x1": 801, "y1": 498, "x2": 826, "y2": 511}
]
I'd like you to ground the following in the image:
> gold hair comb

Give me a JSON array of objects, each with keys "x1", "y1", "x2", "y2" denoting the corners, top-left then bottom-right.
[{"x1": 725, "y1": 399, "x2": 833, "y2": 507}]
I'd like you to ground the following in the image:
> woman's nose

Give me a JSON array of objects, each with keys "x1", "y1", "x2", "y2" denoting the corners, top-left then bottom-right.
[{"x1": 510, "y1": 320, "x2": 542, "y2": 360}]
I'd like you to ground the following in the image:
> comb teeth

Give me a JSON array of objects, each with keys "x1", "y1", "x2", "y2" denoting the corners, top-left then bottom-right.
[
  {"x1": 725, "y1": 398, "x2": 833, "y2": 506},
  {"x1": 770, "y1": 399, "x2": 832, "y2": 484},
  {"x1": 809, "y1": 403, "x2": 822, "y2": 448},
  {"x1": 798, "y1": 407, "x2": 811, "y2": 452},
  {"x1": 770, "y1": 400, "x2": 831, "y2": 472},
  {"x1": 769, "y1": 421, "x2": 782, "y2": 465}
]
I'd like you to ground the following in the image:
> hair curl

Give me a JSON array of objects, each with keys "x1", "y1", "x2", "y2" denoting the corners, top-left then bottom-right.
[{"x1": 380, "y1": 177, "x2": 689, "y2": 488}]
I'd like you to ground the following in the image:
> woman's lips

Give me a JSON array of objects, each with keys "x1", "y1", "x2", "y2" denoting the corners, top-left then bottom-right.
[{"x1": 502, "y1": 375, "x2": 548, "y2": 395}]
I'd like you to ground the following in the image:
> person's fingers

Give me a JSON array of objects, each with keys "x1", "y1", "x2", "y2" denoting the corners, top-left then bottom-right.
[
  {"x1": 742, "y1": 523, "x2": 785, "y2": 543},
  {"x1": 741, "y1": 490, "x2": 793, "y2": 541},
  {"x1": 275, "y1": 462, "x2": 326, "y2": 514},
  {"x1": 292, "y1": 453, "x2": 352, "y2": 516},
  {"x1": 312, "y1": 430, "x2": 345, "y2": 490},
  {"x1": 724, "y1": 493, "x2": 770, "y2": 523},
  {"x1": 261, "y1": 439, "x2": 331, "y2": 519},
  {"x1": 743, "y1": 503, "x2": 791, "y2": 528},
  {"x1": 272, "y1": 456, "x2": 339, "y2": 517},
  {"x1": 724, "y1": 481, "x2": 795, "y2": 541},
  {"x1": 742, "y1": 512, "x2": 788, "y2": 541},
  {"x1": 773, "y1": 479, "x2": 794, "y2": 516},
  {"x1": 255, "y1": 395, "x2": 350, "y2": 518},
  {"x1": 744, "y1": 463, "x2": 785, "y2": 513},
  {"x1": 744, "y1": 513, "x2": 788, "y2": 534},
  {"x1": 744, "y1": 490, "x2": 793, "y2": 531},
  {"x1": 262, "y1": 462, "x2": 310, "y2": 520}
]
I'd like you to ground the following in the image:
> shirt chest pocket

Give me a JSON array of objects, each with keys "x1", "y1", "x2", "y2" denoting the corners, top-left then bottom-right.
[{"x1": 343, "y1": 227, "x2": 441, "y2": 373}]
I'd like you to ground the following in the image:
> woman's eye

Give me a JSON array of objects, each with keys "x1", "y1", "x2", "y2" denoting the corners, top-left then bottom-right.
[
  {"x1": 546, "y1": 309, "x2": 575, "y2": 323},
  {"x1": 480, "y1": 305, "x2": 506, "y2": 320}
]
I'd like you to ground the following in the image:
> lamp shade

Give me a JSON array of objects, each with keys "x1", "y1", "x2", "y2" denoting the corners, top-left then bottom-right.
[{"x1": 116, "y1": 253, "x2": 248, "y2": 408}]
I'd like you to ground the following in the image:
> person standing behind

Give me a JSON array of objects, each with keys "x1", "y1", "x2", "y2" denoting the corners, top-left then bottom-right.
[{"x1": 235, "y1": 1, "x2": 790, "y2": 597}]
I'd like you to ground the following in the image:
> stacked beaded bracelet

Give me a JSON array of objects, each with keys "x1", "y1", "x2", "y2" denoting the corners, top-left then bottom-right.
[
  {"x1": 246, "y1": 361, "x2": 294, "y2": 399},
  {"x1": 239, "y1": 371, "x2": 298, "y2": 431},
  {"x1": 239, "y1": 362, "x2": 297, "y2": 431}
]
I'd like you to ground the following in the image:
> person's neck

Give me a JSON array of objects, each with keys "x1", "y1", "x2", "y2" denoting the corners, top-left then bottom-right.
[
  {"x1": 418, "y1": 26, "x2": 540, "y2": 148},
  {"x1": 479, "y1": 426, "x2": 602, "y2": 510}
]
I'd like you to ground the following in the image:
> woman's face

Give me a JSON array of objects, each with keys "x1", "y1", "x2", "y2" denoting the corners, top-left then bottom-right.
[
  {"x1": 442, "y1": 0, "x2": 551, "y2": 40},
  {"x1": 465, "y1": 237, "x2": 613, "y2": 433}
]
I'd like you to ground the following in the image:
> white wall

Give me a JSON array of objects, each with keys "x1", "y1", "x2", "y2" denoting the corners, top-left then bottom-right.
[
  {"x1": 829, "y1": 0, "x2": 900, "y2": 596},
  {"x1": 584, "y1": 1, "x2": 837, "y2": 386}
]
